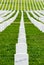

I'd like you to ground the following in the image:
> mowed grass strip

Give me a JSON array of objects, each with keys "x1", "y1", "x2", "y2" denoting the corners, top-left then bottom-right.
[
  {"x1": 24, "y1": 12, "x2": 44, "y2": 65},
  {"x1": 0, "y1": 12, "x2": 21, "y2": 65}
]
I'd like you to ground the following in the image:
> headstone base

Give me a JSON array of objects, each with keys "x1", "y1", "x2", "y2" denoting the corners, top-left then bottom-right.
[{"x1": 14, "y1": 54, "x2": 29, "y2": 65}]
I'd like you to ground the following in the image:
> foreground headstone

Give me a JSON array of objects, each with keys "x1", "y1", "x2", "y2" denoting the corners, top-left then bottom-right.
[
  {"x1": 14, "y1": 43, "x2": 28, "y2": 65},
  {"x1": 15, "y1": 43, "x2": 28, "y2": 65}
]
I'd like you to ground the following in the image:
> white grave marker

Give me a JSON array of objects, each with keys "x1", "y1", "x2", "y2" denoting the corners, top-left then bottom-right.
[{"x1": 14, "y1": 11, "x2": 29, "y2": 65}]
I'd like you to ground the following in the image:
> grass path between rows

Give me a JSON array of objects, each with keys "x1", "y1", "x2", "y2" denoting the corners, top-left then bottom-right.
[
  {"x1": 24, "y1": 12, "x2": 44, "y2": 65},
  {"x1": 0, "y1": 12, "x2": 21, "y2": 65}
]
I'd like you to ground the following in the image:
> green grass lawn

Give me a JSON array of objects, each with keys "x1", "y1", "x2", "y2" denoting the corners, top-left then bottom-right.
[
  {"x1": 0, "y1": 0, "x2": 44, "y2": 65},
  {"x1": 24, "y1": 12, "x2": 44, "y2": 65},
  {"x1": 0, "y1": 12, "x2": 21, "y2": 65}
]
